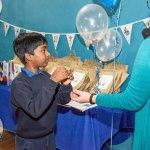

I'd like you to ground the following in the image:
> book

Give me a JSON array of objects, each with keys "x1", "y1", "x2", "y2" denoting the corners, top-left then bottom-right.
[{"x1": 63, "y1": 100, "x2": 97, "y2": 112}]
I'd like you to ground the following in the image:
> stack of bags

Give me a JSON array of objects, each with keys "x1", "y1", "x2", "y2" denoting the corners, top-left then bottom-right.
[
  {"x1": 96, "y1": 63, "x2": 128, "y2": 94},
  {"x1": 0, "y1": 55, "x2": 23, "y2": 85},
  {"x1": 11, "y1": 55, "x2": 128, "y2": 94},
  {"x1": 12, "y1": 55, "x2": 24, "y2": 78},
  {"x1": 44, "y1": 56, "x2": 129, "y2": 94}
]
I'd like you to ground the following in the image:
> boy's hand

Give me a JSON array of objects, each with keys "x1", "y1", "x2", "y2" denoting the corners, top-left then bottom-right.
[
  {"x1": 61, "y1": 73, "x2": 74, "y2": 85},
  {"x1": 50, "y1": 67, "x2": 71, "y2": 83}
]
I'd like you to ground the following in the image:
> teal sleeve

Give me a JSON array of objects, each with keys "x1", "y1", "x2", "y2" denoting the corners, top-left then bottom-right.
[{"x1": 96, "y1": 38, "x2": 150, "y2": 111}]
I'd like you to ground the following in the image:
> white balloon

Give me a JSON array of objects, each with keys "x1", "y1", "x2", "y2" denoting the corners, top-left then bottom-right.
[
  {"x1": 76, "y1": 4, "x2": 109, "y2": 44},
  {"x1": 95, "y1": 29, "x2": 123, "y2": 62}
]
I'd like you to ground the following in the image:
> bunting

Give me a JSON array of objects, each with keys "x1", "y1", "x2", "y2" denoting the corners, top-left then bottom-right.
[
  {"x1": 40, "y1": 32, "x2": 46, "y2": 37},
  {"x1": 4, "y1": 22, "x2": 10, "y2": 36},
  {"x1": 0, "y1": 17, "x2": 149, "y2": 51},
  {"x1": 84, "y1": 39, "x2": 90, "y2": 50},
  {"x1": 14, "y1": 27, "x2": 21, "y2": 37},
  {"x1": 26, "y1": 30, "x2": 33, "y2": 33},
  {"x1": 143, "y1": 18, "x2": 150, "y2": 28},
  {"x1": 120, "y1": 24, "x2": 133, "y2": 44},
  {"x1": 66, "y1": 34, "x2": 75, "y2": 50},
  {"x1": 52, "y1": 34, "x2": 60, "y2": 50}
]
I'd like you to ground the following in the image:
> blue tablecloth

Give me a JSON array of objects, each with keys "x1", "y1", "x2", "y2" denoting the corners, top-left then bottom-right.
[
  {"x1": 0, "y1": 85, "x2": 16, "y2": 132},
  {"x1": 0, "y1": 84, "x2": 134, "y2": 150}
]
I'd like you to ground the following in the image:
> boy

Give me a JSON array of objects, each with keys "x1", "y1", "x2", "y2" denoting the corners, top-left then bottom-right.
[{"x1": 11, "y1": 32, "x2": 73, "y2": 150}]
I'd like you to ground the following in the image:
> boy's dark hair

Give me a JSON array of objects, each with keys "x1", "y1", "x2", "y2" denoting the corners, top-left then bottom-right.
[
  {"x1": 13, "y1": 32, "x2": 48, "y2": 65},
  {"x1": 142, "y1": 28, "x2": 150, "y2": 39}
]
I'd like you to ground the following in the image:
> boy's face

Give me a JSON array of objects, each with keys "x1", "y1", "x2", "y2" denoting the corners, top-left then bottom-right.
[{"x1": 29, "y1": 43, "x2": 50, "y2": 68}]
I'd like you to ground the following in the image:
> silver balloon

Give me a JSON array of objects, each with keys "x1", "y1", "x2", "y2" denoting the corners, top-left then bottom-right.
[
  {"x1": 76, "y1": 4, "x2": 109, "y2": 44},
  {"x1": 95, "y1": 29, "x2": 123, "y2": 62}
]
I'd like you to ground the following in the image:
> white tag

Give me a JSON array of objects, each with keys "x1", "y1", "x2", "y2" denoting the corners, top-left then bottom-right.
[
  {"x1": 99, "y1": 75, "x2": 113, "y2": 90},
  {"x1": 14, "y1": 64, "x2": 23, "y2": 78},
  {"x1": 71, "y1": 72, "x2": 85, "y2": 87}
]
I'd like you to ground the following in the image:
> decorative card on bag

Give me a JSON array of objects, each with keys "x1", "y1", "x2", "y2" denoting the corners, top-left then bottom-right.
[
  {"x1": 71, "y1": 70, "x2": 88, "y2": 90},
  {"x1": 71, "y1": 71, "x2": 85, "y2": 88},
  {"x1": 2, "y1": 61, "x2": 9, "y2": 85},
  {"x1": 99, "y1": 75, "x2": 114, "y2": 90},
  {"x1": 8, "y1": 62, "x2": 15, "y2": 85},
  {"x1": 14, "y1": 63, "x2": 23, "y2": 78}
]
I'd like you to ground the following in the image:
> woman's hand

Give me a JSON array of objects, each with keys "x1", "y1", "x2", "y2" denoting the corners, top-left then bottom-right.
[{"x1": 70, "y1": 90, "x2": 93, "y2": 103}]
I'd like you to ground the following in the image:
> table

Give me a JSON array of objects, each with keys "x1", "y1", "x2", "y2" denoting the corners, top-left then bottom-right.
[
  {"x1": 55, "y1": 106, "x2": 134, "y2": 150},
  {"x1": 0, "y1": 85, "x2": 16, "y2": 132},
  {"x1": 0, "y1": 84, "x2": 134, "y2": 150}
]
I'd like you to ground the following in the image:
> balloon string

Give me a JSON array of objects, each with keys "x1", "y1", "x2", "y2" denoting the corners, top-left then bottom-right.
[
  {"x1": 93, "y1": 44, "x2": 101, "y2": 94},
  {"x1": 110, "y1": 1, "x2": 123, "y2": 149}
]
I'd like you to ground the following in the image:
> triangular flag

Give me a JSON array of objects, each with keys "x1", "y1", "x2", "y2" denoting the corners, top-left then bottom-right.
[
  {"x1": 66, "y1": 34, "x2": 75, "y2": 50},
  {"x1": 14, "y1": 26, "x2": 21, "y2": 37},
  {"x1": 83, "y1": 38, "x2": 90, "y2": 50},
  {"x1": 143, "y1": 18, "x2": 150, "y2": 28},
  {"x1": 40, "y1": 32, "x2": 46, "y2": 37},
  {"x1": 120, "y1": 24, "x2": 133, "y2": 44},
  {"x1": 4, "y1": 22, "x2": 10, "y2": 36},
  {"x1": 52, "y1": 34, "x2": 60, "y2": 50},
  {"x1": 26, "y1": 30, "x2": 32, "y2": 33},
  {"x1": 37, "y1": 32, "x2": 46, "y2": 37},
  {"x1": 81, "y1": 32, "x2": 92, "y2": 44}
]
